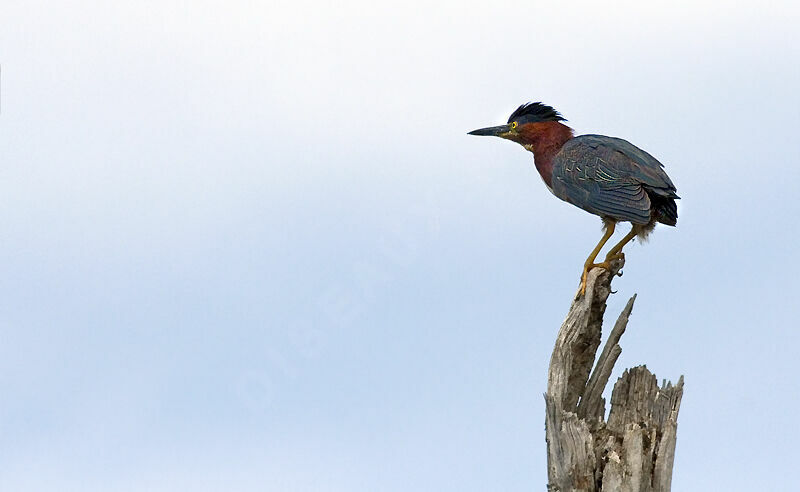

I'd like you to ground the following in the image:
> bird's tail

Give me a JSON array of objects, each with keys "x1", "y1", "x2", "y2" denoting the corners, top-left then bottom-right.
[{"x1": 653, "y1": 196, "x2": 678, "y2": 226}]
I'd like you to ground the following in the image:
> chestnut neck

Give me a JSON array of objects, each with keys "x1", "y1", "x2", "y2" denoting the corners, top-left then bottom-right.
[{"x1": 519, "y1": 121, "x2": 574, "y2": 188}]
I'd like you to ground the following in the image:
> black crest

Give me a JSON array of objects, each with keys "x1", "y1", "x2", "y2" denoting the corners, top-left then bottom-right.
[{"x1": 507, "y1": 102, "x2": 566, "y2": 124}]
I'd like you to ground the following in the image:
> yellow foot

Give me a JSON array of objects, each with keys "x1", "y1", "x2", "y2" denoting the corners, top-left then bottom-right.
[
  {"x1": 604, "y1": 252, "x2": 625, "y2": 263},
  {"x1": 577, "y1": 261, "x2": 614, "y2": 296}
]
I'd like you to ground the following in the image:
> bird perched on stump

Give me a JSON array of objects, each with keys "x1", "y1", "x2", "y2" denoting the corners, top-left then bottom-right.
[{"x1": 469, "y1": 102, "x2": 678, "y2": 296}]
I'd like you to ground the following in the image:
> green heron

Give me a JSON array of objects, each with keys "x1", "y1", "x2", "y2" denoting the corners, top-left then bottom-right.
[{"x1": 469, "y1": 102, "x2": 678, "y2": 295}]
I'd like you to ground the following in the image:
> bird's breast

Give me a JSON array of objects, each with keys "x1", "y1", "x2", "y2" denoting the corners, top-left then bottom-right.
[{"x1": 533, "y1": 155, "x2": 555, "y2": 191}]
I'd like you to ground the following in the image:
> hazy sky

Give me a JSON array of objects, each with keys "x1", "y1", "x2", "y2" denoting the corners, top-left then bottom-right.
[{"x1": 2, "y1": 1, "x2": 799, "y2": 490}]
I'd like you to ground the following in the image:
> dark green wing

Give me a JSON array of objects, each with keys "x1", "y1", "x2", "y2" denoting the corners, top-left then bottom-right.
[{"x1": 551, "y1": 135, "x2": 679, "y2": 224}]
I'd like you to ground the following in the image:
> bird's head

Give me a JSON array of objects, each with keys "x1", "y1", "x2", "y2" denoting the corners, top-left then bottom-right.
[{"x1": 468, "y1": 102, "x2": 569, "y2": 152}]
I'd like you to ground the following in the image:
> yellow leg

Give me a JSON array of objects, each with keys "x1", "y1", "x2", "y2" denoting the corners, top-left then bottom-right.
[
  {"x1": 604, "y1": 226, "x2": 637, "y2": 261},
  {"x1": 578, "y1": 222, "x2": 616, "y2": 296}
]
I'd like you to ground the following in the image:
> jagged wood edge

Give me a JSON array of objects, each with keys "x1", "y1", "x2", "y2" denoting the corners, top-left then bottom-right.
[
  {"x1": 544, "y1": 258, "x2": 684, "y2": 491},
  {"x1": 577, "y1": 293, "x2": 636, "y2": 421}
]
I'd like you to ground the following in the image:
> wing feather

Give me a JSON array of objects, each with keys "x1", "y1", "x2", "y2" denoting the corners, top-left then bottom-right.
[{"x1": 551, "y1": 135, "x2": 677, "y2": 224}]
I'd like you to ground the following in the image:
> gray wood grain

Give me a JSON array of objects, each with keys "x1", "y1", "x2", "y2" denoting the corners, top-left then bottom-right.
[{"x1": 544, "y1": 259, "x2": 683, "y2": 491}]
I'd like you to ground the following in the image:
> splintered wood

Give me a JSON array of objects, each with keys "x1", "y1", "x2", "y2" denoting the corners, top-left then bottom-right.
[{"x1": 545, "y1": 259, "x2": 683, "y2": 492}]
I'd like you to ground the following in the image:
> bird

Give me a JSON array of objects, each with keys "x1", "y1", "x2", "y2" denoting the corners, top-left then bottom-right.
[{"x1": 469, "y1": 102, "x2": 678, "y2": 296}]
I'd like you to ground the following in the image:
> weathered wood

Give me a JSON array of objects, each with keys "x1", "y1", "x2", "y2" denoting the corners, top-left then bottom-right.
[
  {"x1": 545, "y1": 259, "x2": 683, "y2": 491},
  {"x1": 577, "y1": 294, "x2": 636, "y2": 422}
]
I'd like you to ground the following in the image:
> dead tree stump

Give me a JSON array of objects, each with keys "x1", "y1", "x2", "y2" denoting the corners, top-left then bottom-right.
[{"x1": 545, "y1": 258, "x2": 683, "y2": 491}]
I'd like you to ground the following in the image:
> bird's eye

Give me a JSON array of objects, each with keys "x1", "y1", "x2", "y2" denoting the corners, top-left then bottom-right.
[{"x1": 510, "y1": 121, "x2": 518, "y2": 130}]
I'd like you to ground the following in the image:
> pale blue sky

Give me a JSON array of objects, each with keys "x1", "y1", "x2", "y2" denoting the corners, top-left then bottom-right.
[{"x1": 1, "y1": 1, "x2": 799, "y2": 490}]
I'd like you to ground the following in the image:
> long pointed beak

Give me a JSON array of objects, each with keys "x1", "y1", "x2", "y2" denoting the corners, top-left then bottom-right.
[{"x1": 468, "y1": 124, "x2": 512, "y2": 137}]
